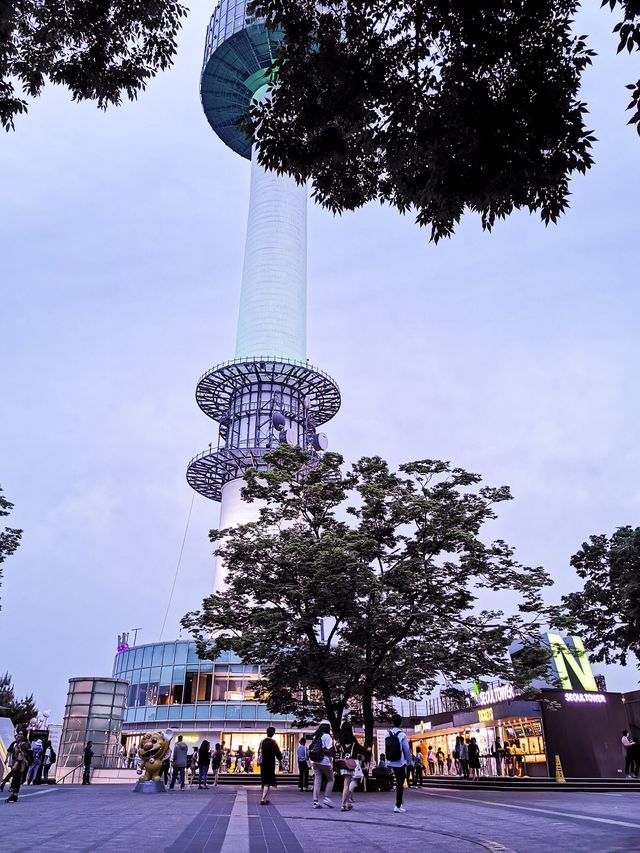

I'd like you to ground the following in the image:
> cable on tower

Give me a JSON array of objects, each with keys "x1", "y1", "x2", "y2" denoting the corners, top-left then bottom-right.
[{"x1": 159, "y1": 491, "x2": 195, "y2": 642}]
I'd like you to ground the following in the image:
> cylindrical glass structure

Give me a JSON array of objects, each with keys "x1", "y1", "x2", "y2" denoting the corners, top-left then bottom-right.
[{"x1": 59, "y1": 677, "x2": 127, "y2": 770}]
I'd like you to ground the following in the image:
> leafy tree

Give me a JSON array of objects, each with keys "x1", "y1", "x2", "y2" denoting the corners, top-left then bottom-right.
[
  {"x1": 183, "y1": 446, "x2": 557, "y2": 746},
  {"x1": 0, "y1": 0, "x2": 187, "y2": 130},
  {"x1": 0, "y1": 672, "x2": 37, "y2": 728},
  {"x1": 0, "y1": 486, "x2": 22, "y2": 612},
  {"x1": 563, "y1": 525, "x2": 640, "y2": 672},
  {"x1": 247, "y1": 0, "x2": 640, "y2": 241}
]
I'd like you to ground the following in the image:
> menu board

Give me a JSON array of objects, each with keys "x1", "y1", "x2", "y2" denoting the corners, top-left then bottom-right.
[
  {"x1": 523, "y1": 723, "x2": 535, "y2": 737},
  {"x1": 513, "y1": 724, "x2": 525, "y2": 738},
  {"x1": 531, "y1": 721, "x2": 542, "y2": 736}
]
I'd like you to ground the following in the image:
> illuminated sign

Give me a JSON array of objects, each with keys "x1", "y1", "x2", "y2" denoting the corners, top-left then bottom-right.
[
  {"x1": 117, "y1": 632, "x2": 130, "y2": 652},
  {"x1": 476, "y1": 684, "x2": 515, "y2": 706},
  {"x1": 565, "y1": 692, "x2": 606, "y2": 704},
  {"x1": 478, "y1": 708, "x2": 494, "y2": 722},
  {"x1": 546, "y1": 634, "x2": 598, "y2": 692},
  {"x1": 413, "y1": 721, "x2": 432, "y2": 732}
]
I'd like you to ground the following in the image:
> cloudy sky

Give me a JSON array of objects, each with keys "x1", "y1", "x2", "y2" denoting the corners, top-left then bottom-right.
[{"x1": 1, "y1": 4, "x2": 639, "y2": 720}]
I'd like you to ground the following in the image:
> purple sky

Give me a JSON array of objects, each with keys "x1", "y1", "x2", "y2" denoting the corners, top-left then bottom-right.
[{"x1": 1, "y1": 4, "x2": 639, "y2": 720}]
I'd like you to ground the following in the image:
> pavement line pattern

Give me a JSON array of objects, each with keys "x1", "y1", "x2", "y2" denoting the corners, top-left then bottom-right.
[
  {"x1": 422, "y1": 790, "x2": 640, "y2": 830},
  {"x1": 220, "y1": 788, "x2": 249, "y2": 853}
]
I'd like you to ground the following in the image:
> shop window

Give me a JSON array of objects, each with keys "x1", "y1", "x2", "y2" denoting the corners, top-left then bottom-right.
[
  {"x1": 171, "y1": 684, "x2": 183, "y2": 704},
  {"x1": 212, "y1": 677, "x2": 228, "y2": 701},
  {"x1": 197, "y1": 673, "x2": 212, "y2": 702},
  {"x1": 137, "y1": 684, "x2": 148, "y2": 707},
  {"x1": 128, "y1": 685, "x2": 138, "y2": 707},
  {"x1": 184, "y1": 672, "x2": 198, "y2": 704},
  {"x1": 147, "y1": 683, "x2": 159, "y2": 706},
  {"x1": 158, "y1": 685, "x2": 170, "y2": 706}
]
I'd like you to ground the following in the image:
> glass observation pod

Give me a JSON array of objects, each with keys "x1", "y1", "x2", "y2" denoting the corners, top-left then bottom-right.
[{"x1": 113, "y1": 640, "x2": 311, "y2": 773}]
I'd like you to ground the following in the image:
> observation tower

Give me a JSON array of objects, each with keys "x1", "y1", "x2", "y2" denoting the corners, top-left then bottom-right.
[{"x1": 187, "y1": 0, "x2": 341, "y2": 591}]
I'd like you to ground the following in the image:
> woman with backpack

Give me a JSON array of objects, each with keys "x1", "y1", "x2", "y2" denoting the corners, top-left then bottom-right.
[
  {"x1": 309, "y1": 720, "x2": 335, "y2": 809},
  {"x1": 335, "y1": 721, "x2": 363, "y2": 812},
  {"x1": 211, "y1": 743, "x2": 223, "y2": 786}
]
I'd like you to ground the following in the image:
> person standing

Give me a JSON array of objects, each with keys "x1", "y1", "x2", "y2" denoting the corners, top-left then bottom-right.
[
  {"x1": 128, "y1": 745, "x2": 137, "y2": 769},
  {"x1": 161, "y1": 754, "x2": 171, "y2": 785},
  {"x1": 493, "y1": 738, "x2": 503, "y2": 777},
  {"x1": 627, "y1": 736, "x2": 640, "y2": 778},
  {"x1": 189, "y1": 746, "x2": 199, "y2": 785},
  {"x1": 118, "y1": 745, "x2": 126, "y2": 769},
  {"x1": 82, "y1": 740, "x2": 94, "y2": 785},
  {"x1": 211, "y1": 743, "x2": 223, "y2": 786},
  {"x1": 335, "y1": 721, "x2": 362, "y2": 812},
  {"x1": 258, "y1": 727, "x2": 282, "y2": 806},
  {"x1": 197, "y1": 740, "x2": 211, "y2": 789},
  {"x1": 296, "y1": 736, "x2": 310, "y2": 791},
  {"x1": 414, "y1": 746, "x2": 425, "y2": 786},
  {"x1": 446, "y1": 753, "x2": 453, "y2": 775},
  {"x1": 42, "y1": 741, "x2": 56, "y2": 783},
  {"x1": 622, "y1": 730, "x2": 634, "y2": 778},
  {"x1": 468, "y1": 737, "x2": 480, "y2": 779},
  {"x1": 1, "y1": 730, "x2": 31, "y2": 803},
  {"x1": 169, "y1": 735, "x2": 189, "y2": 790},
  {"x1": 385, "y1": 713, "x2": 413, "y2": 813},
  {"x1": 309, "y1": 720, "x2": 335, "y2": 809},
  {"x1": 459, "y1": 738, "x2": 469, "y2": 778},
  {"x1": 426, "y1": 744, "x2": 436, "y2": 776}
]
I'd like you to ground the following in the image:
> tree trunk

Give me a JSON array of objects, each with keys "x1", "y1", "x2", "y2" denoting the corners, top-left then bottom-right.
[{"x1": 361, "y1": 685, "x2": 375, "y2": 750}]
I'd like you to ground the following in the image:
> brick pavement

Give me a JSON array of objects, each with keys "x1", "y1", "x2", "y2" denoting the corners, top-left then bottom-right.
[{"x1": 1, "y1": 782, "x2": 639, "y2": 852}]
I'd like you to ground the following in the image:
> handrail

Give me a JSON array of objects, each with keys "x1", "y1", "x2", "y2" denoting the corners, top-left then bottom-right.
[{"x1": 56, "y1": 762, "x2": 85, "y2": 785}]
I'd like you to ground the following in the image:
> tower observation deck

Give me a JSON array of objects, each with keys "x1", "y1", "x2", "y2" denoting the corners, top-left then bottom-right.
[{"x1": 187, "y1": 0, "x2": 341, "y2": 591}]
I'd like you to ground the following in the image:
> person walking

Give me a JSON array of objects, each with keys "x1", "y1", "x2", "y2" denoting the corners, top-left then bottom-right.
[
  {"x1": 82, "y1": 741, "x2": 94, "y2": 785},
  {"x1": 211, "y1": 743, "x2": 223, "y2": 786},
  {"x1": 42, "y1": 741, "x2": 56, "y2": 783},
  {"x1": 258, "y1": 727, "x2": 282, "y2": 806},
  {"x1": 622, "y1": 730, "x2": 634, "y2": 778},
  {"x1": 161, "y1": 754, "x2": 171, "y2": 785},
  {"x1": 169, "y1": 735, "x2": 189, "y2": 790},
  {"x1": 1, "y1": 730, "x2": 31, "y2": 803},
  {"x1": 309, "y1": 720, "x2": 335, "y2": 809},
  {"x1": 128, "y1": 745, "x2": 137, "y2": 769},
  {"x1": 335, "y1": 721, "x2": 362, "y2": 811},
  {"x1": 197, "y1": 740, "x2": 211, "y2": 789},
  {"x1": 385, "y1": 713, "x2": 413, "y2": 813},
  {"x1": 296, "y1": 736, "x2": 310, "y2": 791},
  {"x1": 26, "y1": 737, "x2": 43, "y2": 785}
]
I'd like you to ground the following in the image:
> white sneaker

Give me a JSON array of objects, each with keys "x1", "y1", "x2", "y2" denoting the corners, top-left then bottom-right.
[
  {"x1": 323, "y1": 797, "x2": 334, "y2": 808},
  {"x1": 393, "y1": 805, "x2": 407, "y2": 813},
  {"x1": 313, "y1": 801, "x2": 322, "y2": 809}
]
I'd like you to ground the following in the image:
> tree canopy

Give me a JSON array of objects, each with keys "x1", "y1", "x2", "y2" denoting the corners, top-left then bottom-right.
[
  {"x1": 0, "y1": 0, "x2": 187, "y2": 131},
  {"x1": 0, "y1": 672, "x2": 37, "y2": 728},
  {"x1": 563, "y1": 525, "x2": 640, "y2": 673},
  {"x1": 0, "y1": 486, "x2": 22, "y2": 613},
  {"x1": 248, "y1": 0, "x2": 640, "y2": 241},
  {"x1": 183, "y1": 446, "x2": 558, "y2": 746}
]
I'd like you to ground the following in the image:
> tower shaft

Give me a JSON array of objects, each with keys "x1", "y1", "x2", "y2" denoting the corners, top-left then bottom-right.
[{"x1": 236, "y1": 152, "x2": 307, "y2": 362}]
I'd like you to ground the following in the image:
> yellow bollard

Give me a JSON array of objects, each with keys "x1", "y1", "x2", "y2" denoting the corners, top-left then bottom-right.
[{"x1": 555, "y1": 755, "x2": 566, "y2": 784}]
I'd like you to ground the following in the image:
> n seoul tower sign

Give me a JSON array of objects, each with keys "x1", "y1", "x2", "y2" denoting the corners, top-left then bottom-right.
[{"x1": 186, "y1": 0, "x2": 341, "y2": 592}]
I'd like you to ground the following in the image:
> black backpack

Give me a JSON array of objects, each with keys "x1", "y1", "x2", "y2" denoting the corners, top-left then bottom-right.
[
  {"x1": 49, "y1": 749, "x2": 57, "y2": 765},
  {"x1": 385, "y1": 729, "x2": 402, "y2": 762},
  {"x1": 308, "y1": 733, "x2": 326, "y2": 763}
]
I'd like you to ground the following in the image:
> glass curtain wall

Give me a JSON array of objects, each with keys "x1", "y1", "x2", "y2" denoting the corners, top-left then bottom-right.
[{"x1": 59, "y1": 678, "x2": 127, "y2": 769}]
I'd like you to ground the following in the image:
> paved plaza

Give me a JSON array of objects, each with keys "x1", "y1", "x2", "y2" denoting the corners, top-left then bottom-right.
[{"x1": 2, "y1": 783, "x2": 639, "y2": 853}]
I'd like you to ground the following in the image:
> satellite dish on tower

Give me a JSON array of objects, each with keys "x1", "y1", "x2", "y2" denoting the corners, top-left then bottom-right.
[
  {"x1": 279, "y1": 428, "x2": 297, "y2": 446},
  {"x1": 312, "y1": 432, "x2": 329, "y2": 451}
]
